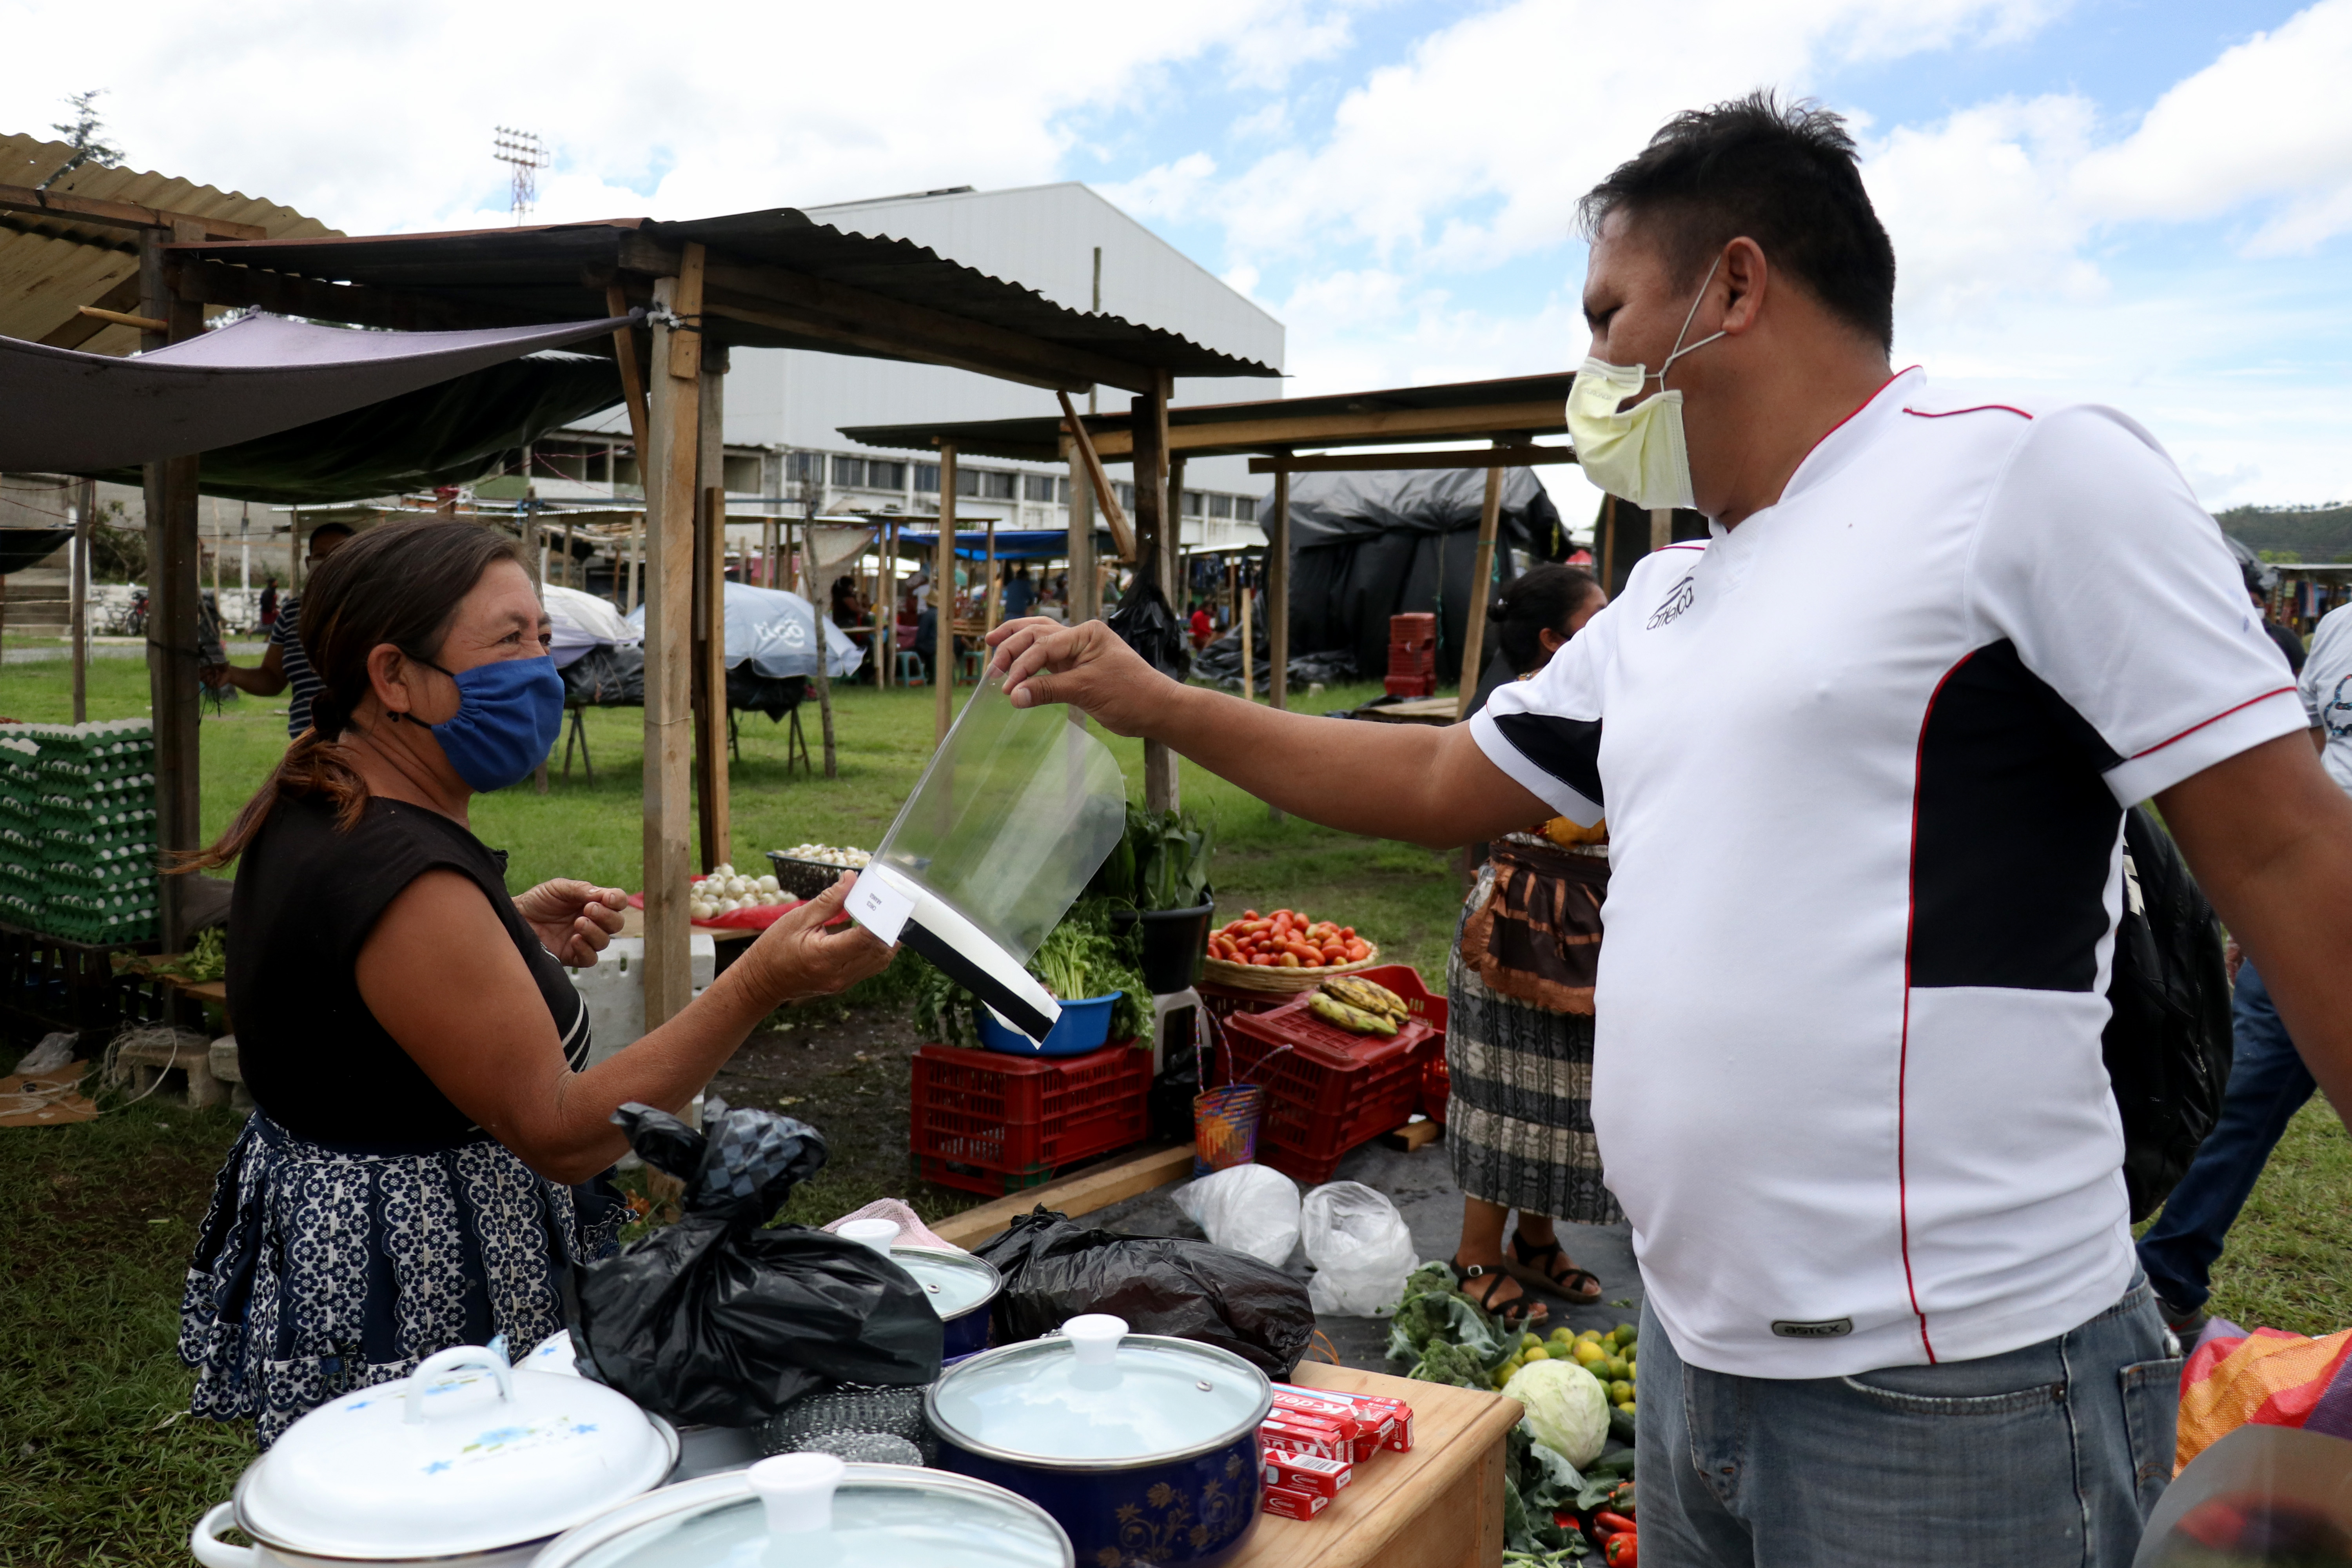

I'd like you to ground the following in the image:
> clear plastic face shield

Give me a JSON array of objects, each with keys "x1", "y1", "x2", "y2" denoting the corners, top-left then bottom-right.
[
  {"x1": 845, "y1": 674, "x2": 1128, "y2": 1041},
  {"x1": 2136, "y1": 1426, "x2": 2352, "y2": 1566}
]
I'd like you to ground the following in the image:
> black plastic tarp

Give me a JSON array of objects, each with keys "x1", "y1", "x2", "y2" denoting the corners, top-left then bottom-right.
[
  {"x1": 1259, "y1": 468, "x2": 1563, "y2": 685},
  {"x1": 0, "y1": 529, "x2": 69, "y2": 574},
  {"x1": 91, "y1": 352, "x2": 623, "y2": 505}
]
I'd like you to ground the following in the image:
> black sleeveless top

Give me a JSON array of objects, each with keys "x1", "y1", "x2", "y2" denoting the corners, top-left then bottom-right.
[{"x1": 227, "y1": 793, "x2": 590, "y2": 1151}]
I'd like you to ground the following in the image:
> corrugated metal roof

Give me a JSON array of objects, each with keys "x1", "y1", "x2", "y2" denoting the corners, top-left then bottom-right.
[
  {"x1": 173, "y1": 209, "x2": 1280, "y2": 383},
  {"x1": 840, "y1": 371, "x2": 1574, "y2": 461},
  {"x1": 0, "y1": 133, "x2": 334, "y2": 355}
]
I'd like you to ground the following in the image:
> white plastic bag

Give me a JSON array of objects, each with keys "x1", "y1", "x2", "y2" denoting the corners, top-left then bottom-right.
[
  {"x1": 1172, "y1": 1163, "x2": 1302, "y2": 1267},
  {"x1": 1300, "y1": 1181, "x2": 1419, "y2": 1316}
]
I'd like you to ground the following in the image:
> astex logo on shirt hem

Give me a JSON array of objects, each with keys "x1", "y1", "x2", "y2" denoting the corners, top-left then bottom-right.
[
  {"x1": 1771, "y1": 1318, "x2": 1854, "y2": 1338},
  {"x1": 1646, "y1": 575, "x2": 1697, "y2": 629}
]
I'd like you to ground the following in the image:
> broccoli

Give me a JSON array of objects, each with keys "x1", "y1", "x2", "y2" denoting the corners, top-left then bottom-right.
[{"x1": 1408, "y1": 1339, "x2": 1492, "y2": 1389}]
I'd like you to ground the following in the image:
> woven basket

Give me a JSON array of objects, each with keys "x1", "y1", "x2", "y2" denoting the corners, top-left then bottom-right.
[
  {"x1": 766, "y1": 851, "x2": 867, "y2": 900},
  {"x1": 1199, "y1": 943, "x2": 1381, "y2": 994}
]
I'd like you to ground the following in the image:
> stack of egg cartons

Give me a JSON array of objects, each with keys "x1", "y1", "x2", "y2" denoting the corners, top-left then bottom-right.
[
  {"x1": 16, "y1": 719, "x2": 160, "y2": 945},
  {"x1": 0, "y1": 735, "x2": 44, "y2": 930}
]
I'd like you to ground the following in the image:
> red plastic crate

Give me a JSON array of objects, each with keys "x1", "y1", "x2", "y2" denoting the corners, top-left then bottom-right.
[
  {"x1": 1389, "y1": 613, "x2": 1436, "y2": 645},
  {"x1": 1383, "y1": 673, "x2": 1436, "y2": 698},
  {"x1": 1219, "y1": 993, "x2": 1435, "y2": 1184},
  {"x1": 911, "y1": 1039, "x2": 1151, "y2": 1194}
]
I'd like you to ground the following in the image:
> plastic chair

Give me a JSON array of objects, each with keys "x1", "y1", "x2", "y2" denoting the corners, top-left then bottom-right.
[
  {"x1": 896, "y1": 650, "x2": 927, "y2": 686},
  {"x1": 957, "y1": 648, "x2": 985, "y2": 685},
  {"x1": 1149, "y1": 987, "x2": 1210, "y2": 1077}
]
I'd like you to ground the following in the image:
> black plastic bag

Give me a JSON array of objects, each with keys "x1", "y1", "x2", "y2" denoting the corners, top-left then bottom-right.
[
  {"x1": 975, "y1": 1207, "x2": 1315, "y2": 1379},
  {"x1": 571, "y1": 1098, "x2": 944, "y2": 1426},
  {"x1": 1106, "y1": 553, "x2": 1192, "y2": 682}
]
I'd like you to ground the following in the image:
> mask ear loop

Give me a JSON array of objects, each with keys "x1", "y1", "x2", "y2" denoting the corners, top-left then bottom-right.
[{"x1": 1651, "y1": 251, "x2": 1728, "y2": 390}]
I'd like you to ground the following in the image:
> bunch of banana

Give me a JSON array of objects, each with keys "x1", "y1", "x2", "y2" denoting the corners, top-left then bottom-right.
[
  {"x1": 1321, "y1": 975, "x2": 1410, "y2": 1022},
  {"x1": 1308, "y1": 991, "x2": 1398, "y2": 1036}
]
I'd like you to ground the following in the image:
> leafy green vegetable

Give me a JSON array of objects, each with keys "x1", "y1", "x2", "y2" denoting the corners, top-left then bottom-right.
[
  {"x1": 911, "y1": 900, "x2": 1150, "y2": 1047},
  {"x1": 1407, "y1": 1339, "x2": 1492, "y2": 1389},
  {"x1": 148, "y1": 926, "x2": 226, "y2": 983},
  {"x1": 1504, "y1": 1359, "x2": 1611, "y2": 1469},
  {"x1": 1088, "y1": 804, "x2": 1214, "y2": 912},
  {"x1": 1386, "y1": 1262, "x2": 1514, "y2": 1369}
]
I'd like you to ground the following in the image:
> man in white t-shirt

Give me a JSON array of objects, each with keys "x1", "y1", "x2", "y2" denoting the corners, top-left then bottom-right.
[{"x1": 984, "y1": 93, "x2": 2352, "y2": 1566}]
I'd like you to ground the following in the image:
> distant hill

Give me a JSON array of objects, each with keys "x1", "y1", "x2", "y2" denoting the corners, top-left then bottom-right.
[{"x1": 2217, "y1": 504, "x2": 2352, "y2": 563}]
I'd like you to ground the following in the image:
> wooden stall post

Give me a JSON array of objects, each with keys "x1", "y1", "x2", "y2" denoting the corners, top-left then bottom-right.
[
  {"x1": 935, "y1": 444, "x2": 957, "y2": 743},
  {"x1": 1455, "y1": 457, "x2": 1506, "y2": 721},
  {"x1": 628, "y1": 512, "x2": 643, "y2": 614},
  {"x1": 984, "y1": 518, "x2": 998, "y2": 630},
  {"x1": 1649, "y1": 506, "x2": 1673, "y2": 553},
  {"x1": 799, "y1": 521, "x2": 838, "y2": 780},
  {"x1": 70, "y1": 479, "x2": 91, "y2": 724},
  {"x1": 1063, "y1": 432, "x2": 1098, "y2": 623},
  {"x1": 563, "y1": 518, "x2": 576, "y2": 588},
  {"x1": 1132, "y1": 372, "x2": 1179, "y2": 813},
  {"x1": 1267, "y1": 469, "x2": 1289, "y2": 822},
  {"x1": 693, "y1": 347, "x2": 730, "y2": 872},
  {"x1": 875, "y1": 520, "x2": 896, "y2": 691},
  {"x1": 142, "y1": 220, "x2": 206, "y2": 952},
  {"x1": 641, "y1": 246, "x2": 705, "y2": 1030},
  {"x1": 524, "y1": 498, "x2": 550, "y2": 794}
]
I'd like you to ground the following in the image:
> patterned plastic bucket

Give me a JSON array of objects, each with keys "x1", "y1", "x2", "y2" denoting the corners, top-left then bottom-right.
[{"x1": 1192, "y1": 1085, "x2": 1264, "y2": 1177}]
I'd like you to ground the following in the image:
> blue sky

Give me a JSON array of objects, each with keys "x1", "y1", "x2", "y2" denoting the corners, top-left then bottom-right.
[{"x1": 9, "y1": 0, "x2": 2349, "y2": 513}]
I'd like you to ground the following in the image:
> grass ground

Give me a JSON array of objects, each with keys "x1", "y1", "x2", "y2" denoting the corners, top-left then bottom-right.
[{"x1": 4, "y1": 655, "x2": 2349, "y2": 1564}]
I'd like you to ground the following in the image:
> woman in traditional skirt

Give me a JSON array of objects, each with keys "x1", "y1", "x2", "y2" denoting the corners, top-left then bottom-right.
[
  {"x1": 175, "y1": 522, "x2": 894, "y2": 1445},
  {"x1": 1445, "y1": 565, "x2": 1613, "y2": 1330}
]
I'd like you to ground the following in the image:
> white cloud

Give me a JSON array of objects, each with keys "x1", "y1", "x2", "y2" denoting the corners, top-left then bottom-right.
[
  {"x1": 1864, "y1": 94, "x2": 2106, "y2": 328},
  {"x1": 0, "y1": 0, "x2": 1328, "y2": 236},
  {"x1": 2071, "y1": 0, "x2": 2352, "y2": 252},
  {"x1": 1098, "y1": 153, "x2": 1220, "y2": 223}
]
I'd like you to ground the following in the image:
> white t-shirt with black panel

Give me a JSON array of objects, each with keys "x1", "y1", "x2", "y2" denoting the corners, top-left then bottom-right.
[{"x1": 1473, "y1": 368, "x2": 2303, "y2": 1378}]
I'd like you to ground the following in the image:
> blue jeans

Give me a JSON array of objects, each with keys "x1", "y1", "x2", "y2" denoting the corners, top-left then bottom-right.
[
  {"x1": 2136, "y1": 959, "x2": 2316, "y2": 1313},
  {"x1": 1635, "y1": 1281, "x2": 2181, "y2": 1566}
]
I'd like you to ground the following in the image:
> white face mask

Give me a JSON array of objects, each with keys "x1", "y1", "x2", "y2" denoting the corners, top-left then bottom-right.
[{"x1": 1566, "y1": 255, "x2": 1727, "y2": 511}]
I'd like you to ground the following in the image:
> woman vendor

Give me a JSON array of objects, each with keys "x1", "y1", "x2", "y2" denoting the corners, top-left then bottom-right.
[
  {"x1": 177, "y1": 521, "x2": 893, "y2": 1445},
  {"x1": 1445, "y1": 564, "x2": 1614, "y2": 1330}
]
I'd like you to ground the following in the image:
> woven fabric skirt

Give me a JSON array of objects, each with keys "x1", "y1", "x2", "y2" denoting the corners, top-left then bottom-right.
[
  {"x1": 179, "y1": 1112, "x2": 626, "y2": 1447},
  {"x1": 1445, "y1": 867, "x2": 1622, "y2": 1226}
]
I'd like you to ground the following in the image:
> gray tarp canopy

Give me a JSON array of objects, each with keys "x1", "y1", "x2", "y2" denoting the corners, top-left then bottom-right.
[
  {"x1": 623, "y1": 581, "x2": 866, "y2": 681},
  {"x1": 0, "y1": 309, "x2": 634, "y2": 474}
]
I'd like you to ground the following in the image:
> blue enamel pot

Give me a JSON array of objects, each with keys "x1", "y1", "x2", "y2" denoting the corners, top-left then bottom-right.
[
  {"x1": 892, "y1": 1245, "x2": 1002, "y2": 1359},
  {"x1": 924, "y1": 1315, "x2": 1272, "y2": 1568}
]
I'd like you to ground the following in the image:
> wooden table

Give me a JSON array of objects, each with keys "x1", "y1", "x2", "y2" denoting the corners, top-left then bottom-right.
[{"x1": 1231, "y1": 1364, "x2": 1522, "y2": 1568}]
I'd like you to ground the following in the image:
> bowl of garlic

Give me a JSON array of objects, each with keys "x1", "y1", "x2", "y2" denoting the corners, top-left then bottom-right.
[
  {"x1": 766, "y1": 844, "x2": 872, "y2": 900},
  {"x1": 687, "y1": 863, "x2": 794, "y2": 924}
]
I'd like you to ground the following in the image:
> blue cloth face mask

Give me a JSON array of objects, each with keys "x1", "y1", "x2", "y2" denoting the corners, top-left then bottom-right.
[{"x1": 420, "y1": 655, "x2": 565, "y2": 793}]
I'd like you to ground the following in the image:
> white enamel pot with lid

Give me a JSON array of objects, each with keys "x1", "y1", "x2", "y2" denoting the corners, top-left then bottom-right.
[
  {"x1": 189, "y1": 1345, "x2": 679, "y2": 1568},
  {"x1": 531, "y1": 1452, "x2": 1075, "y2": 1568}
]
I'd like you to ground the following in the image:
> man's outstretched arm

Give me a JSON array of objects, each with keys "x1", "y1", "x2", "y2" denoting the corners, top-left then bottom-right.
[
  {"x1": 988, "y1": 617, "x2": 1551, "y2": 849},
  {"x1": 2158, "y1": 731, "x2": 2352, "y2": 1122}
]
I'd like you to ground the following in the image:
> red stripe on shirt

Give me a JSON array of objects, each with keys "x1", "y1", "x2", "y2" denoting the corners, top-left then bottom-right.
[
  {"x1": 1896, "y1": 651, "x2": 1981, "y2": 1365},
  {"x1": 1903, "y1": 404, "x2": 2033, "y2": 421},
  {"x1": 2127, "y1": 687, "x2": 2299, "y2": 760}
]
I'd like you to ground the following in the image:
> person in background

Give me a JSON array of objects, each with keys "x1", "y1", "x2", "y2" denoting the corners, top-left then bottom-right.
[
  {"x1": 829, "y1": 574, "x2": 864, "y2": 629},
  {"x1": 1189, "y1": 598, "x2": 1214, "y2": 650},
  {"x1": 1000, "y1": 562, "x2": 1038, "y2": 621},
  {"x1": 205, "y1": 525, "x2": 355, "y2": 738},
  {"x1": 2250, "y1": 568, "x2": 2307, "y2": 675},
  {"x1": 176, "y1": 521, "x2": 892, "y2": 1446},
  {"x1": 1445, "y1": 565, "x2": 1613, "y2": 1330},
  {"x1": 2135, "y1": 597, "x2": 2348, "y2": 1330}
]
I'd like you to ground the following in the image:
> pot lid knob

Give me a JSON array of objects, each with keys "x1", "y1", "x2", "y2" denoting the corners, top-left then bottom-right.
[
  {"x1": 750, "y1": 1452, "x2": 845, "y2": 1536},
  {"x1": 1062, "y1": 1314, "x2": 1125, "y2": 1367},
  {"x1": 838, "y1": 1218, "x2": 900, "y2": 1256}
]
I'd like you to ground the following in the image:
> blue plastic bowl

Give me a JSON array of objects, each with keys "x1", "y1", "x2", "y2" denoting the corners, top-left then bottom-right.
[{"x1": 977, "y1": 992, "x2": 1120, "y2": 1056}]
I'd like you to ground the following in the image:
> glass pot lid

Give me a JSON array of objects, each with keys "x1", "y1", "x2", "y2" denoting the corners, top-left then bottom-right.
[
  {"x1": 893, "y1": 1246, "x2": 1000, "y2": 1320},
  {"x1": 925, "y1": 1316, "x2": 1272, "y2": 1468},
  {"x1": 236, "y1": 1345, "x2": 677, "y2": 1559},
  {"x1": 534, "y1": 1455, "x2": 1074, "y2": 1568}
]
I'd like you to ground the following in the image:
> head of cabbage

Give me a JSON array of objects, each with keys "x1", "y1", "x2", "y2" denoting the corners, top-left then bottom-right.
[{"x1": 1499, "y1": 1357, "x2": 1610, "y2": 1468}]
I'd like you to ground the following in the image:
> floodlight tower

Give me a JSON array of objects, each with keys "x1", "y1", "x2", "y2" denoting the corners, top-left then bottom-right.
[{"x1": 492, "y1": 127, "x2": 550, "y2": 224}]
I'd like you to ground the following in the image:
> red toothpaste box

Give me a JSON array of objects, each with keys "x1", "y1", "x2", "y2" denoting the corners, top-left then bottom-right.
[
  {"x1": 1263, "y1": 1448, "x2": 1352, "y2": 1500},
  {"x1": 1342, "y1": 1391, "x2": 1414, "y2": 1453},
  {"x1": 1271, "y1": 1387, "x2": 1385, "y2": 1462},
  {"x1": 1258, "y1": 1415, "x2": 1348, "y2": 1463},
  {"x1": 1262, "y1": 1485, "x2": 1330, "y2": 1520}
]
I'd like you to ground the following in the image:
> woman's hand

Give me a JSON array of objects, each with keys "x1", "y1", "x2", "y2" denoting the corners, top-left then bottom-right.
[
  {"x1": 516, "y1": 878, "x2": 629, "y2": 966},
  {"x1": 738, "y1": 875, "x2": 897, "y2": 1005},
  {"x1": 984, "y1": 616, "x2": 1176, "y2": 736}
]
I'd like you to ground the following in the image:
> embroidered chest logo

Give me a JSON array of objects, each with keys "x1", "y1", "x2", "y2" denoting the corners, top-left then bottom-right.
[{"x1": 1646, "y1": 575, "x2": 1697, "y2": 629}]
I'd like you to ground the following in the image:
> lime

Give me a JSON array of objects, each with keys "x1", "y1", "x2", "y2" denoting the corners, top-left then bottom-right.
[
  {"x1": 1610, "y1": 1379, "x2": 1633, "y2": 1403},
  {"x1": 1521, "y1": 1332, "x2": 1544, "y2": 1350}
]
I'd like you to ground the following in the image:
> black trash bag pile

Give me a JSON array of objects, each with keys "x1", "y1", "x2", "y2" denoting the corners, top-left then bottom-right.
[
  {"x1": 975, "y1": 1206, "x2": 1316, "y2": 1379},
  {"x1": 1191, "y1": 621, "x2": 1358, "y2": 696},
  {"x1": 571, "y1": 1098, "x2": 944, "y2": 1427},
  {"x1": 561, "y1": 643, "x2": 646, "y2": 706},
  {"x1": 1106, "y1": 554, "x2": 1191, "y2": 682}
]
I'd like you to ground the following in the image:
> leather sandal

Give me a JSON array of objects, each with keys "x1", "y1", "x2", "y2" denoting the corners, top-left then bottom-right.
[
  {"x1": 1507, "y1": 1230, "x2": 1603, "y2": 1305},
  {"x1": 1448, "y1": 1257, "x2": 1548, "y2": 1332}
]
